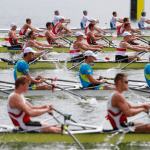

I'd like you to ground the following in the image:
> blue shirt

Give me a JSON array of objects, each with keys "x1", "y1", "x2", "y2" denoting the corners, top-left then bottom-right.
[
  {"x1": 14, "y1": 59, "x2": 29, "y2": 81},
  {"x1": 79, "y1": 62, "x2": 93, "y2": 88},
  {"x1": 144, "y1": 63, "x2": 150, "y2": 86}
]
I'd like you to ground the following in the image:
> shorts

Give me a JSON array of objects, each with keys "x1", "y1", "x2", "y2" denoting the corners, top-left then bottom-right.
[
  {"x1": 70, "y1": 54, "x2": 84, "y2": 62},
  {"x1": 87, "y1": 83, "x2": 104, "y2": 90},
  {"x1": 115, "y1": 55, "x2": 129, "y2": 63},
  {"x1": 114, "y1": 122, "x2": 134, "y2": 131},
  {"x1": 52, "y1": 22, "x2": 54, "y2": 27},
  {"x1": 128, "y1": 41, "x2": 139, "y2": 45},
  {"x1": 80, "y1": 22, "x2": 85, "y2": 29},
  {"x1": 20, "y1": 121, "x2": 42, "y2": 133},
  {"x1": 110, "y1": 22, "x2": 117, "y2": 29},
  {"x1": 29, "y1": 84, "x2": 36, "y2": 90},
  {"x1": 138, "y1": 23, "x2": 146, "y2": 29}
]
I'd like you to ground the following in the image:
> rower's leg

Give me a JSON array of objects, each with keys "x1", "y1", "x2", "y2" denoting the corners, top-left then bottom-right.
[
  {"x1": 35, "y1": 83, "x2": 53, "y2": 90},
  {"x1": 41, "y1": 122, "x2": 62, "y2": 133},
  {"x1": 134, "y1": 122, "x2": 150, "y2": 133},
  {"x1": 128, "y1": 54, "x2": 142, "y2": 62},
  {"x1": 103, "y1": 85, "x2": 115, "y2": 90}
]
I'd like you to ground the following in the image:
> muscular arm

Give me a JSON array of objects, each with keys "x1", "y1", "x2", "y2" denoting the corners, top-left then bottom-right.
[
  {"x1": 78, "y1": 42, "x2": 101, "y2": 51},
  {"x1": 88, "y1": 32, "x2": 102, "y2": 41},
  {"x1": 9, "y1": 31, "x2": 21, "y2": 40},
  {"x1": 45, "y1": 31, "x2": 62, "y2": 40},
  {"x1": 27, "y1": 24, "x2": 43, "y2": 32},
  {"x1": 118, "y1": 18, "x2": 123, "y2": 23},
  {"x1": 9, "y1": 94, "x2": 48, "y2": 117},
  {"x1": 112, "y1": 93, "x2": 146, "y2": 117},
  {"x1": 87, "y1": 74, "x2": 105, "y2": 84}
]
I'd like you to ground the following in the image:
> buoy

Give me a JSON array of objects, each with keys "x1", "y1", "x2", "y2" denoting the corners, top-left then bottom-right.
[{"x1": 105, "y1": 56, "x2": 110, "y2": 60}]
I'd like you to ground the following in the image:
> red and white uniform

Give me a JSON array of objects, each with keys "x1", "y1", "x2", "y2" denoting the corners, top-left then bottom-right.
[
  {"x1": 52, "y1": 22, "x2": 62, "y2": 34},
  {"x1": 117, "y1": 23, "x2": 125, "y2": 34},
  {"x1": 7, "y1": 92, "x2": 31, "y2": 128},
  {"x1": 45, "y1": 30, "x2": 57, "y2": 44},
  {"x1": 85, "y1": 25, "x2": 89, "y2": 35},
  {"x1": 69, "y1": 41, "x2": 81, "y2": 57},
  {"x1": 8, "y1": 32, "x2": 18, "y2": 45},
  {"x1": 107, "y1": 92, "x2": 127, "y2": 129},
  {"x1": 115, "y1": 42, "x2": 127, "y2": 56},
  {"x1": 87, "y1": 32, "x2": 97, "y2": 45},
  {"x1": 19, "y1": 28, "x2": 28, "y2": 35}
]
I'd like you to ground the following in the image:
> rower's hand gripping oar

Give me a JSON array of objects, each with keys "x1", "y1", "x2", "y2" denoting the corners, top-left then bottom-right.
[
  {"x1": 121, "y1": 51, "x2": 147, "y2": 70},
  {"x1": 50, "y1": 113, "x2": 85, "y2": 150}
]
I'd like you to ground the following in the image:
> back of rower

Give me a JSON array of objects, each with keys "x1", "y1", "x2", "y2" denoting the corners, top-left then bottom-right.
[
  {"x1": 19, "y1": 18, "x2": 43, "y2": 36},
  {"x1": 80, "y1": 10, "x2": 89, "y2": 29},
  {"x1": 8, "y1": 23, "x2": 24, "y2": 48}
]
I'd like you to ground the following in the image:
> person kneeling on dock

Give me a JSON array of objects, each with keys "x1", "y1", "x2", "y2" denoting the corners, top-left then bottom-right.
[
  {"x1": 8, "y1": 76, "x2": 61, "y2": 133},
  {"x1": 107, "y1": 73, "x2": 150, "y2": 133},
  {"x1": 115, "y1": 32, "x2": 148, "y2": 63},
  {"x1": 69, "y1": 32, "x2": 101, "y2": 62},
  {"x1": 79, "y1": 50, "x2": 115, "y2": 90},
  {"x1": 14, "y1": 47, "x2": 53, "y2": 90}
]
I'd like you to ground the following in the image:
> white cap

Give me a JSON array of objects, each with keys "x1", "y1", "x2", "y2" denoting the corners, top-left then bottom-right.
[
  {"x1": 59, "y1": 16, "x2": 65, "y2": 20},
  {"x1": 75, "y1": 32, "x2": 84, "y2": 37},
  {"x1": 84, "y1": 50, "x2": 96, "y2": 58},
  {"x1": 24, "y1": 47, "x2": 36, "y2": 54},
  {"x1": 90, "y1": 18, "x2": 96, "y2": 22},
  {"x1": 122, "y1": 31, "x2": 131, "y2": 37},
  {"x1": 10, "y1": 23, "x2": 16, "y2": 28}
]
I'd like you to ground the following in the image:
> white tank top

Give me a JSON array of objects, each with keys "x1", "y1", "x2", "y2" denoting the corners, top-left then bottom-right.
[
  {"x1": 138, "y1": 16, "x2": 146, "y2": 29},
  {"x1": 7, "y1": 92, "x2": 31, "y2": 128},
  {"x1": 110, "y1": 17, "x2": 118, "y2": 28},
  {"x1": 115, "y1": 42, "x2": 127, "y2": 56},
  {"x1": 107, "y1": 91, "x2": 127, "y2": 129},
  {"x1": 69, "y1": 42, "x2": 81, "y2": 57}
]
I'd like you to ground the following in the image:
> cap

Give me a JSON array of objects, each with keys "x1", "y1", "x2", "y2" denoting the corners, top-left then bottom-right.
[
  {"x1": 83, "y1": 10, "x2": 87, "y2": 13},
  {"x1": 122, "y1": 32, "x2": 131, "y2": 37},
  {"x1": 10, "y1": 23, "x2": 16, "y2": 28},
  {"x1": 59, "y1": 16, "x2": 65, "y2": 20},
  {"x1": 84, "y1": 50, "x2": 96, "y2": 58},
  {"x1": 75, "y1": 32, "x2": 84, "y2": 37},
  {"x1": 90, "y1": 18, "x2": 96, "y2": 22},
  {"x1": 141, "y1": 11, "x2": 146, "y2": 15},
  {"x1": 23, "y1": 47, "x2": 36, "y2": 54},
  {"x1": 54, "y1": 10, "x2": 58, "y2": 14}
]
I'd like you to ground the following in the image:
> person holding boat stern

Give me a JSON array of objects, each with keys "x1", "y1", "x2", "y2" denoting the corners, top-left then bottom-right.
[
  {"x1": 107, "y1": 73, "x2": 150, "y2": 133},
  {"x1": 79, "y1": 50, "x2": 115, "y2": 90},
  {"x1": 8, "y1": 23, "x2": 24, "y2": 47},
  {"x1": 8, "y1": 76, "x2": 61, "y2": 133},
  {"x1": 14, "y1": 47, "x2": 53, "y2": 90},
  {"x1": 115, "y1": 31, "x2": 148, "y2": 63}
]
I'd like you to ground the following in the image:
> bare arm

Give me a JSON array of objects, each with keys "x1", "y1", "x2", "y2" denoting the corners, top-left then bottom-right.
[
  {"x1": 118, "y1": 18, "x2": 123, "y2": 23},
  {"x1": 9, "y1": 31, "x2": 22, "y2": 40},
  {"x1": 113, "y1": 93, "x2": 147, "y2": 117},
  {"x1": 88, "y1": 32, "x2": 102, "y2": 41},
  {"x1": 45, "y1": 31, "x2": 63, "y2": 40},
  {"x1": 28, "y1": 24, "x2": 43, "y2": 33},
  {"x1": 87, "y1": 74, "x2": 106, "y2": 84}
]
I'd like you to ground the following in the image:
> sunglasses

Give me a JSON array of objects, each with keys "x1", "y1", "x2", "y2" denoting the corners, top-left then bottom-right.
[{"x1": 123, "y1": 80, "x2": 128, "y2": 84}]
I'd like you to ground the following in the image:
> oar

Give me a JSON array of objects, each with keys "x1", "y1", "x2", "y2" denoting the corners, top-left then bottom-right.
[
  {"x1": 51, "y1": 113, "x2": 85, "y2": 150},
  {"x1": 28, "y1": 49, "x2": 50, "y2": 65},
  {"x1": 45, "y1": 77, "x2": 80, "y2": 83},
  {"x1": 0, "y1": 80, "x2": 15, "y2": 85},
  {"x1": 46, "y1": 82, "x2": 87, "y2": 100},
  {"x1": 102, "y1": 37, "x2": 117, "y2": 48},
  {"x1": 102, "y1": 77, "x2": 146, "y2": 83},
  {"x1": 121, "y1": 51, "x2": 147, "y2": 70}
]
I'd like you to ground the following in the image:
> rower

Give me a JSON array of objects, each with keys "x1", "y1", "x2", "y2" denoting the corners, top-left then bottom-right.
[
  {"x1": 124, "y1": 23, "x2": 141, "y2": 45},
  {"x1": 19, "y1": 18, "x2": 43, "y2": 36},
  {"x1": 52, "y1": 16, "x2": 76, "y2": 35},
  {"x1": 85, "y1": 18, "x2": 107, "y2": 36},
  {"x1": 14, "y1": 47, "x2": 53, "y2": 90},
  {"x1": 86, "y1": 23, "x2": 104, "y2": 45},
  {"x1": 115, "y1": 31, "x2": 148, "y2": 63},
  {"x1": 144, "y1": 55, "x2": 150, "y2": 87},
  {"x1": 8, "y1": 23, "x2": 24, "y2": 48},
  {"x1": 107, "y1": 73, "x2": 150, "y2": 133},
  {"x1": 52, "y1": 10, "x2": 70, "y2": 26},
  {"x1": 138, "y1": 11, "x2": 150, "y2": 29},
  {"x1": 8, "y1": 76, "x2": 61, "y2": 133},
  {"x1": 45, "y1": 22, "x2": 66, "y2": 47},
  {"x1": 79, "y1": 50, "x2": 115, "y2": 90},
  {"x1": 21, "y1": 31, "x2": 53, "y2": 59},
  {"x1": 69, "y1": 32, "x2": 101, "y2": 62},
  {"x1": 80, "y1": 10, "x2": 89, "y2": 29},
  {"x1": 110, "y1": 11, "x2": 123, "y2": 29}
]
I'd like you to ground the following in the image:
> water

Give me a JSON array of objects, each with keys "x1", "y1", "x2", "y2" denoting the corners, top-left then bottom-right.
[{"x1": 1, "y1": 0, "x2": 150, "y2": 149}]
